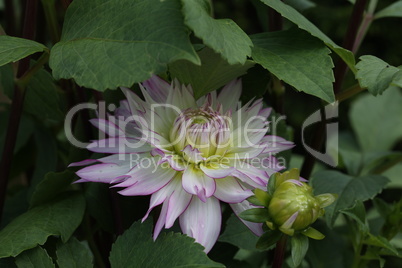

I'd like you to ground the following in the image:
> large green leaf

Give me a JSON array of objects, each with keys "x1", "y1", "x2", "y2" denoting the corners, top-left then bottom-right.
[
  {"x1": 0, "y1": 36, "x2": 47, "y2": 67},
  {"x1": 15, "y1": 247, "x2": 55, "y2": 268},
  {"x1": 0, "y1": 193, "x2": 85, "y2": 258},
  {"x1": 259, "y1": 0, "x2": 356, "y2": 72},
  {"x1": 169, "y1": 47, "x2": 254, "y2": 99},
  {"x1": 375, "y1": 1, "x2": 402, "y2": 19},
  {"x1": 29, "y1": 170, "x2": 75, "y2": 207},
  {"x1": 50, "y1": 0, "x2": 199, "y2": 91},
  {"x1": 349, "y1": 88, "x2": 402, "y2": 152},
  {"x1": 356, "y1": 55, "x2": 402, "y2": 96},
  {"x1": 218, "y1": 214, "x2": 260, "y2": 251},
  {"x1": 312, "y1": 170, "x2": 389, "y2": 227},
  {"x1": 109, "y1": 220, "x2": 224, "y2": 268},
  {"x1": 181, "y1": 0, "x2": 252, "y2": 65},
  {"x1": 250, "y1": 29, "x2": 335, "y2": 103},
  {"x1": 56, "y1": 237, "x2": 93, "y2": 268}
]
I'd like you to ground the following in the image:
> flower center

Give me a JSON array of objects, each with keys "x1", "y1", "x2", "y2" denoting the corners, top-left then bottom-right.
[{"x1": 169, "y1": 107, "x2": 232, "y2": 159}]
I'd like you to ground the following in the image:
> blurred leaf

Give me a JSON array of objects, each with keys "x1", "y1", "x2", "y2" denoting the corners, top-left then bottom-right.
[
  {"x1": 375, "y1": 1, "x2": 402, "y2": 19},
  {"x1": 0, "y1": 113, "x2": 34, "y2": 155},
  {"x1": 181, "y1": 0, "x2": 252, "y2": 65},
  {"x1": 219, "y1": 214, "x2": 260, "y2": 251},
  {"x1": 340, "y1": 200, "x2": 368, "y2": 233},
  {"x1": 109, "y1": 220, "x2": 224, "y2": 268},
  {"x1": 312, "y1": 170, "x2": 389, "y2": 227},
  {"x1": 349, "y1": 88, "x2": 402, "y2": 152},
  {"x1": 364, "y1": 234, "x2": 400, "y2": 256},
  {"x1": 284, "y1": 0, "x2": 316, "y2": 11},
  {"x1": 382, "y1": 162, "x2": 402, "y2": 188},
  {"x1": 29, "y1": 170, "x2": 75, "y2": 207},
  {"x1": 3, "y1": 67, "x2": 64, "y2": 123},
  {"x1": 0, "y1": 193, "x2": 85, "y2": 258},
  {"x1": 361, "y1": 151, "x2": 402, "y2": 175},
  {"x1": 251, "y1": 28, "x2": 335, "y2": 103},
  {"x1": 56, "y1": 237, "x2": 93, "y2": 268},
  {"x1": 1, "y1": 189, "x2": 29, "y2": 229},
  {"x1": 84, "y1": 183, "x2": 114, "y2": 233},
  {"x1": 259, "y1": 0, "x2": 356, "y2": 72},
  {"x1": 0, "y1": 36, "x2": 47, "y2": 67},
  {"x1": 50, "y1": 0, "x2": 199, "y2": 91},
  {"x1": 256, "y1": 230, "x2": 282, "y2": 250},
  {"x1": 356, "y1": 55, "x2": 401, "y2": 96},
  {"x1": 0, "y1": 258, "x2": 16, "y2": 268},
  {"x1": 27, "y1": 127, "x2": 58, "y2": 199},
  {"x1": 240, "y1": 64, "x2": 270, "y2": 102},
  {"x1": 169, "y1": 47, "x2": 254, "y2": 99},
  {"x1": 15, "y1": 246, "x2": 54, "y2": 268},
  {"x1": 291, "y1": 234, "x2": 309, "y2": 267},
  {"x1": 239, "y1": 208, "x2": 270, "y2": 223}
]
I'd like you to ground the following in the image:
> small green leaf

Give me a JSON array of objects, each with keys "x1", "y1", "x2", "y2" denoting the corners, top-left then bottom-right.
[
  {"x1": 109, "y1": 220, "x2": 224, "y2": 268},
  {"x1": 181, "y1": 0, "x2": 252, "y2": 65},
  {"x1": 356, "y1": 55, "x2": 401, "y2": 96},
  {"x1": 15, "y1": 247, "x2": 55, "y2": 268},
  {"x1": 256, "y1": 230, "x2": 282, "y2": 250},
  {"x1": 251, "y1": 29, "x2": 335, "y2": 103},
  {"x1": 375, "y1": 1, "x2": 402, "y2": 19},
  {"x1": 316, "y1": 194, "x2": 337, "y2": 208},
  {"x1": 312, "y1": 170, "x2": 389, "y2": 227},
  {"x1": 259, "y1": 0, "x2": 356, "y2": 72},
  {"x1": 56, "y1": 237, "x2": 93, "y2": 268},
  {"x1": 50, "y1": 0, "x2": 199, "y2": 91},
  {"x1": 340, "y1": 200, "x2": 369, "y2": 233},
  {"x1": 254, "y1": 189, "x2": 271, "y2": 207},
  {"x1": 169, "y1": 47, "x2": 254, "y2": 99},
  {"x1": 0, "y1": 36, "x2": 47, "y2": 67},
  {"x1": 219, "y1": 214, "x2": 260, "y2": 251},
  {"x1": 349, "y1": 88, "x2": 402, "y2": 152},
  {"x1": 239, "y1": 208, "x2": 270, "y2": 223},
  {"x1": 0, "y1": 193, "x2": 85, "y2": 258},
  {"x1": 30, "y1": 170, "x2": 75, "y2": 207},
  {"x1": 301, "y1": 227, "x2": 325, "y2": 240},
  {"x1": 291, "y1": 234, "x2": 309, "y2": 267},
  {"x1": 364, "y1": 234, "x2": 400, "y2": 256}
]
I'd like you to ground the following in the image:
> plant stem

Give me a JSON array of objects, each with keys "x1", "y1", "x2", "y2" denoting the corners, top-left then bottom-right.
[
  {"x1": 0, "y1": 0, "x2": 38, "y2": 224},
  {"x1": 83, "y1": 214, "x2": 107, "y2": 268},
  {"x1": 273, "y1": 235, "x2": 287, "y2": 268},
  {"x1": 333, "y1": 0, "x2": 368, "y2": 94},
  {"x1": 335, "y1": 83, "x2": 366, "y2": 102},
  {"x1": 4, "y1": 0, "x2": 16, "y2": 36},
  {"x1": 41, "y1": 0, "x2": 61, "y2": 43}
]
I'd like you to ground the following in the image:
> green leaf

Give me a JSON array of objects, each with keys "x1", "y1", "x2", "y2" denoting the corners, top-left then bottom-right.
[
  {"x1": 15, "y1": 247, "x2": 55, "y2": 268},
  {"x1": 349, "y1": 88, "x2": 402, "y2": 152},
  {"x1": 251, "y1": 29, "x2": 335, "y2": 103},
  {"x1": 239, "y1": 208, "x2": 270, "y2": 223},
  {"x1": 301, "y1": 227, "x2": 325, "y2": 240},
  {"x1": 169, "y1": 47, "x2": 254, "y2": 99},
  {"x1": 4, "y1": 67, "x2": 64, "y2": 123},
  {"x1": 259, "y1": 0, "x2": 356, "y2": 72},
  {"x1": 181, "y1": 0, "x2": 252, "y2": 65},
  {"x1": 291, "y1": 234, "x2": 309, "y2": 267},
  {"x1": 256, "y1": 230, "x2": 282, "y2": 250},
  {"x1": 50, "y1": 0, "x2": 199, "y2": 91},
  {"x1": 29, "y1": 170, "x2": 75, "y2": 207},
  {"x1": 375, "y1": 1, "x2": 402, "y2": 19},
  {"x1": 284, "y1": 0, "x2": 316, "y2": 11},
  {"x1": 312, "y1": 170, "x2": 389, "y2": 227},
  {"x1": 109, "y1": 220, "x2": 224, "y2": 268},
  {"x1": 219, "y1": 214, "x2": 260, "y2": 251},
  {"x1": 356, "y1": 55, "x2": 401, "y2": 96},
  {"x1": 364, "y1": 234, "x2": 400, "y2": 256},
  {"x1": 0, "y1": 36, "x2": 47, "y2": 67},
  {"x1": 0, "y1": 193, "x2": 85, "y2": 258},
  {"x1": 340, "y1": 200, "x2": 369, "y2": 233},
  {"x1": 56, "y1": 237, "x2": 93, "y2": 268}
]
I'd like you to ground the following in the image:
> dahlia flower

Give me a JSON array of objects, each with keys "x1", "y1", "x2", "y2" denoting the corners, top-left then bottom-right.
[{"x1": 71, "y1": 76, "x2": 294, "y2": 252}]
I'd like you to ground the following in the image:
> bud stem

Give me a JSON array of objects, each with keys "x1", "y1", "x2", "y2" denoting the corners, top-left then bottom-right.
[{"x1": 273, "y1": 235, "x2": 287, "y2": 268}]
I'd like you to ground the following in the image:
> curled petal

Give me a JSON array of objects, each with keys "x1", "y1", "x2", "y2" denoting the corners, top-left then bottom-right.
[
  {"x1": 182, "y1": 165, "x2": 216, "y2": 202},
  {"x1": 230, "y1": 200, "x2": 264, "y2": 236},
  {"x1": 179, "y1": 197, "x2": 221, "y2": 253}
]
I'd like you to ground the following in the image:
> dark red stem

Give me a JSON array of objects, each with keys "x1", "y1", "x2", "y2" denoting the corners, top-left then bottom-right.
[
  {"x1": 0, "y1": 0, "x2": 38, "y2": 223},
  {"x1": 273, "y1": 235, "x2": 287, "y2": 268}
]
